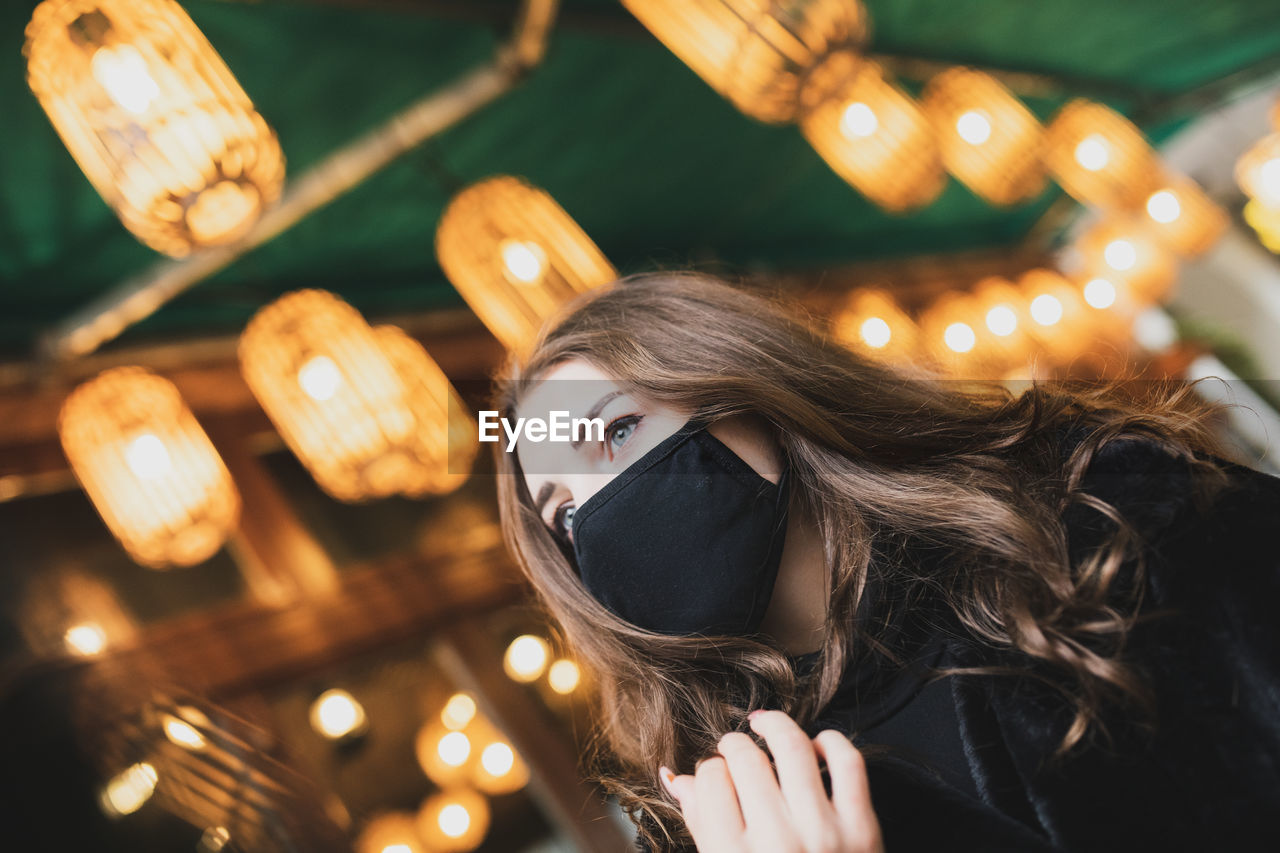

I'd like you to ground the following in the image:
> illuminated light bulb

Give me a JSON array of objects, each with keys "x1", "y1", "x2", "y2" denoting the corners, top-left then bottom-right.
[
  {"x1": 985, "y1": 305, "x2": 1018, "y2": 337},
  {"x1": 441, "y1": 693, "x2": 477, "y2": 730},
  {"x1": 417, "y1": 789, "x2": 490, "y2": 852},
  {"x1": 1237, "y1": 135, "x2": 1280, "y2": 207},
  {"x1": 1074, "y1": 134, "x2": 1110, "y2": 171},
  {"x1": 59, "y1": 367, "x2": 240, "y2": 569},
  {"x1": 101, "y1": 763, "x2": 158, "y2": 818},
  {"x1": 24, "y1": 0, "x2": 285, "y2": 256},
  {"x1": 956, "y1": 110, "x2": 992, "y2": 145},
  {"x1": 64, "y1": 622, "x2": 107, "y2": 656},
  {"x1": 799, "y1": 53, "x2": 945, "y2": 211},
  {"x1": 437, "y1": 731, "x2": 472, "y2": 768},
  {"x1": 857, "y1": 316, "x2": 891, "y2": 348},
  {"x1": 1029, "y1": 294, "x2": 1064, "y2": 326},
  {"x1": 1045, "y1": 100, "x2": 1161, "y2": 208},
  {"x1": 309, "y1": 689, "x2": 367, "y2": 740},
  {"x1": 355, "y1": 812, "x2": 426, "y2": 853},
  {"x1": 470, "y1": 729, "x2": 530, "y2": 795},
  {"x1": 436, "y1": 177, "x2": 616, "y2": 353},
  {"x1": 1262, "y1": 159, "x2": 1280, "y2": 201},
  {"x1": 618, "y1": 0, "x2": 869, "y2": 124},
  {"x1": 1103, "y1": 239, "x2": 1138, "y2": 271},
  {"x1": 1244, "y1": 198, "x2": 1280, "y2": 253},
  {"x1": 1083, "y1": 278, "x2": 1117, "y2": 309},
  {"x1": 1146, "y1": 190, "x2": 1181, "y2": 224},
  {"x1": 833, "y1": 289, "x2": 920, "y2": 363},
  {"x1": 921, "y1": 68, "x2": 1046, "y2": 205},
  {"x1": 90, "y1": 45, "x2": 158, "y2": 114},
  {"x1": 943, "y1": 322, "x2": 976, "y2": 353},
  {"x1": 503, "y1": 635, "x2": 550, "y2": 683},
  {"x1": 297, "y1": 355, "x2": 342, "y2": 402},
  {"x1": 839, "y1": 102, "x2": 878, "y2": 138},
  {"x1": 480, "y1": 742, "x2": 515, "y2": 777},
  {"x1": 499, "y1": 239, "x2": 547, "y2": 285},
  {"x1": 162, "y1": 713, "x2": 206, "y2": 751},
  {"x1": 125, "y1": 433, "x2": 172, "y2": 481},
  {"x1": 548, "y1": 658, "x2": 581, "y2": 694},
  {"x1": 199, "y1": 827, "x2": 231, "y2": 852}
]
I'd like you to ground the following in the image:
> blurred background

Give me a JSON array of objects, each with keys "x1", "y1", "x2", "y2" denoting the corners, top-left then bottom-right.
[{"x1": 3, "y1": 1, "x2": 1280, "y2": 850}]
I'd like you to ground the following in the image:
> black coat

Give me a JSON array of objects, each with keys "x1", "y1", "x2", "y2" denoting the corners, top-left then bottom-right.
[{"x1": 637, "y1": 436, "x2": 1280, "y2": 851}]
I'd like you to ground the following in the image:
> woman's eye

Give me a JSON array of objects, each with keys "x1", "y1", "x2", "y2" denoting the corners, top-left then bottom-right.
[
  {"x1": 605, "y1": 415, "x2": 641, "y2": 456},
  {"x1": 554, "y1": 502, "x2": 576, "y2": 540}
]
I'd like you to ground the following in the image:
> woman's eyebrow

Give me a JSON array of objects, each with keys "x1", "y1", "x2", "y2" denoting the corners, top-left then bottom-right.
[
  {"x1": 570, "y1": 390, "x2": 623, "y2": 450},
  {"x1": 533, "y1": 481, "x2": 555, "y2": 518}
]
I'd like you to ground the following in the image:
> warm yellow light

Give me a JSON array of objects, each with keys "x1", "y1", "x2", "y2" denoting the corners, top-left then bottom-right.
[
  {"x1": 441, "y1": 693, "x2": 477, "y2": 731},
  {"x1": 1045, "y1": 100, "x2": 1161, "y2": 209},
  {"x1": 480, "y1": 742, "x2": 515, "y2": 777},
  {"x1": 985, "y1": 305, "x2": 1018, "y2": 337},
  {"x1": 59, "y1": 367, "x2": 240, "y2": 569},
  {"x1": 619, "y1": 0, "x2": 869, "y2": 124},
  {"x1": 1237, "y1": 135, "x2": 1280, "y2": 207},
  {"x1": 1139, "y1": 178, "x2": 1226, "y2": 257},
  {"x1": 856, "y1": 316, "x2": 891, "y2": 348},
  {"x1": 1076, "y1": 218, "x2": 1178, "y2": 304},
  {"x1": 1146, "y1": 190, "x2": 1181, "y2": 223},
  {"x1": 240, "y1": 292, "x2": 475, "y2": 501},
  {"x1": 943, "y1": 322, "x2": 976, "y2": 353},
  {"x1": 417, "y1": 789, "x2": 490, "y2": 852},
  {"x1": 922, "y1": 68, "x2": 1046, "y2": 205},
  {"x1": 1103, "y1": 239, "x2": 1138, "y2": 272},
  {"x1": 162, "y1": 713, "x2": 206, "y2": 751},
  {"x1": 309, "y1": 689, "x2": 367, "y2": 740},
  {"x1": 436, "y1": 176, "x2": 617, "y2": 353},
  {"x1": 1083, "y1": 277, "x2": 1117, "y2": 309},
  {"x1": 800, "y1": 54, "x2": 945, "y2": 212},
  {"x1": 1029, "y1": 294, "x2": 1064, "y2": 327},
  {"x1": 970, "y1": 276, "x2": 1035, "y2": 372},
  {"x1": 23, "y1": 0, "x2": 284, "y2": 256},
  {"x1": 355, "y1": 812, "x2": 426, "y2": 853},
  {"x1": 832, "y1": 289, "x2": 921, "y2": 363},
  {"x1": 503, "y1": 635, "x2": 550, "y2": 683},
  {"x1": 1244, "y1": 198, "x2": 1280, "y2": 253},
  {"x1": 438, "y1": 731, "x2": 472, "y2": 768},
  {"x1": 101, "y1": 763, "x2": 158, "y2": 818},
  {"x1": 548, "y1": 658, "x2": 581, "y2": 694},
  {"x1": 64, "y1": 622, "x2": 108, "y2": 656}
]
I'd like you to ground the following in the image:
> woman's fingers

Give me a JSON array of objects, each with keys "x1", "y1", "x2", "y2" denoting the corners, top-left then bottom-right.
[
  {"x1": 716, "y1": 731, "x2": 795, "y2": 845},
  {"x1": 812, "y1": 730, "x2": 883, "y2": 850},
  {"x1": 748, "y1": 711, "x2": 839, "y2": 846}
]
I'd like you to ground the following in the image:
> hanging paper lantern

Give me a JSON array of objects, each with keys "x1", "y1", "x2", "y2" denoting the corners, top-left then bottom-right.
[
  {"x1": 436, "y1": 176, "x2": 617, "y2": 353},
  {"x1": 1138, "y1": 176, "x2": 1226, "y2": 257},
  {"x1": 373, "y1": 325, "x2": 477, "y2": 497},
  {"x1": 239, "y1": 290, "x2": 470, "y2": 502},
  {"x1": 58, "y1": 367, "x2": 240, "y2": 568},
  {"x1": 417, "y1": 788, "x2": 490, "y2": 853},
  {"x1": 619, "y1": 0, "x2": 869, "y2": 124},
  {"x1": 921, "y1": 68, "x2": 1046, "y2": 206},
  {"x1": 918, "y1": 290, "x2": 1007, "y2": 379},
  {"x1": 23, "y1": 0, "x2": 284, "y2": 257},
  {"x1": 1075, "y1": 218, "x2": 1178, "y2": 305},
  {"x1": 1236, "y1": 133, "x2": 1280, "y2": 208},
  {"x1": 799, "y1": 53, "x2": 945, "y2": 211},
  {"x1": 831, "y1": 288, "x2": 921, "y2": 363},
  {"x1": 969, "y1": 276, "x2": 1037, "y2": 371},
  {"x1": 1044, "y1": 100, "x2": 1161, "y2": 210},
  {"x1": 1018, "y1": 269, "x2": 1095, "y2": 364}
]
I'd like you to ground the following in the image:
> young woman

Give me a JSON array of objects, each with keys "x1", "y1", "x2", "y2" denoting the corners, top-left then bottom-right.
[{"x1": 491, "y1": 271, "x2": 1280, "y2": 852}]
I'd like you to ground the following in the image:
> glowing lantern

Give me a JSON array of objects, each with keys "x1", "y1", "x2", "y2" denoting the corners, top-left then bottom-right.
[
  {"x1": 547, "y1": 658, "x2": 581, "y2": 695},
  {"x1": 436, "y1": 176, "x2": 617, "y2": 354},
  {"x1": 1076, "y1": 218, "x2": 1178, "y2": 304},
  {"x1": 831, "y1": 288, "x2": 921, "y2": 363},
  {"x1": 355, "y1": 812, "x2": 427, "y2": 853},
  {"x1": 619, "y1": 0, "x2": 868, "y2": 124},
  {"x1": 919, "y1": 291, "x2": 1007, "y2": 379},
  {"x1": 58, "y1": 367, "x2": 239, "y2": 568},
  {"x1": 416, "y1": 720, "x2": 473, "y2": 787},
  {"x1": 417, "y1": 789, "x2": 490, "y2": 852},
  {"x1": 100, "y1": 762, "x2": 158, "y2": 818},
  {"x1": 1044, "y1": 100, "x2": 1161, "y2": 209},
  {"x1": 240, "y1": 290, "x2": 471, "y2": 501},
  {"x1": 1243, "y1": 199, "x2": 1280, "y2": 253},
  {"x1": 921, "y1": 68, "x2": 1046, "y2": 205},
  {"x1": 969, "y1": 277, "x2": 1036, "y2": 371},
  {"x1": 1018, "y1": 269, "x2": 1094, "y2": 364},
  {"x1": 503, "y1": 634, "x2": 550, "y2": 683},
  {"x1": 1139, "y1": 178, "x2": 1226, "y2": 257},
  {"x1": 23, "y1": 0, "x2": 284, "y2": 256},
  {"x1": 799, "y1": 53, "x2": 946, "y2": 211},
  {"x1": 1236, "y1": 133, "x2": 1280, "y2": 208},
  {"x1": 441, "y1": 692, "x2": 478, "y2": 731},
  {"x1": 309, "y1": 689, "x2": 368, "y2": 741}
]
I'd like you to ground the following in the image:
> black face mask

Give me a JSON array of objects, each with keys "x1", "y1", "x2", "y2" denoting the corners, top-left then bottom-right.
[{"x1": 568, "y1": 417, "x2": 791, "y2": 637}]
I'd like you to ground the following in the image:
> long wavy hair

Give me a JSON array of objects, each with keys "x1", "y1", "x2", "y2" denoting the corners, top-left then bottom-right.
[{"x1": 491, "y1": 271, "x2": 1234, "y2": 850}]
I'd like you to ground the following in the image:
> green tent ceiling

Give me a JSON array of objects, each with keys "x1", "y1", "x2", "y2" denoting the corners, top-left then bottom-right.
[{"x1": 2, "y1": 0, "x2": 1279, "y2": 358}]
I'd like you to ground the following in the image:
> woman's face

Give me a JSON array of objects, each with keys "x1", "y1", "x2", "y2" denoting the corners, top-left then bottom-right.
[{"x1": 516, "y1": 358, "x2": 783, "y2": 546}]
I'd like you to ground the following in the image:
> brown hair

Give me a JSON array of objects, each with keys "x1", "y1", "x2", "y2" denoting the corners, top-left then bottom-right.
[{"x1": 491, "y1": 270, "x2": 1233, "y2": 850}]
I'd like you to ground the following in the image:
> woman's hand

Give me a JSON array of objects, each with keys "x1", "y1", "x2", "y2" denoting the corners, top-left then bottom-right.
[{"x1": 659, "y1": 710, "x2": 884, "y2": 853}]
